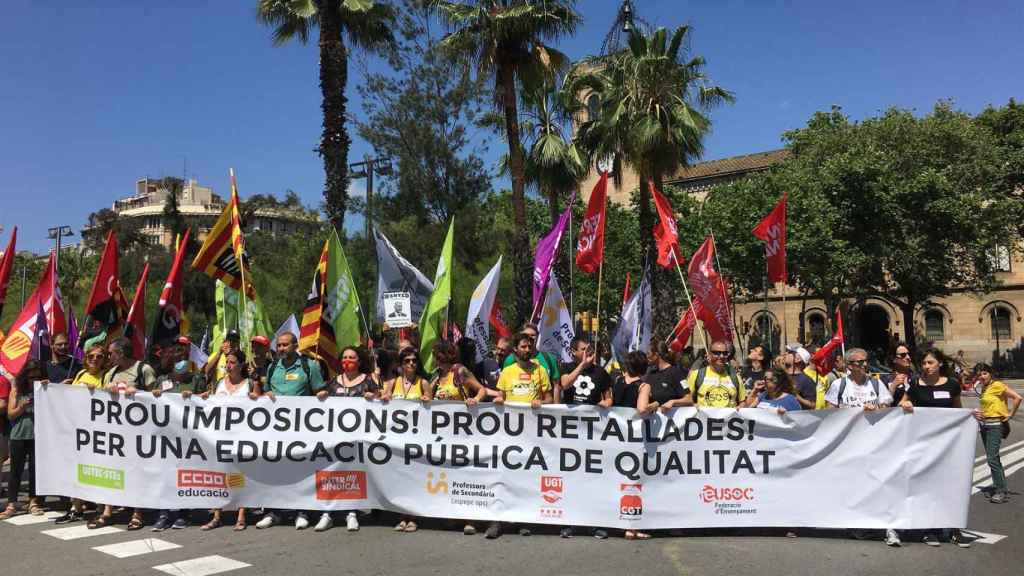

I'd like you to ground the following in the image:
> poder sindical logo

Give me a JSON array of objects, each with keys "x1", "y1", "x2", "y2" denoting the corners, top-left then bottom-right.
[
  {"x1": 176, "y1": 469, "x2": 245, "y2": 499},
  {"x1": 315, "y1": 471, "x2": 367, "y2": 500}
]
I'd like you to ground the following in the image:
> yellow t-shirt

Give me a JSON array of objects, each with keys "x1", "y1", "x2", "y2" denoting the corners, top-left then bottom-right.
[
  {"x1": 687, "y1": 366, "x2": 746, "y2": 408},
  {"x1": 390, "y1": 376, "x2": 426, "y2": 400},
  {"x1": 497, "y1": 360, "x2": 550, "y2": 403},
  {"x1": 432, "y1": 370, "x2": 466, "y2": 401},
  {"x1": 980, "y1": 380, "x2": 1010, "y2": 419},
  {"x1": 71, "y1": 369, "x2": 104, "y2": 388},
  {"x1": 804, "y1": 367, "x2": 831, "y2": 410}
]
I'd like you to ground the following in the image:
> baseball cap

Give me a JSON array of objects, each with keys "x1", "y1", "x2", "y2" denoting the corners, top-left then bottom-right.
[
  {"x1": 251, "y1": 335, "x2": 270, "y2": 346},
  {"x1": 175, "y1": 336, "x2": 192, "y2": 347},
  {"x1": 786, "y1": 343, "x2": 811, "y2": 365}
]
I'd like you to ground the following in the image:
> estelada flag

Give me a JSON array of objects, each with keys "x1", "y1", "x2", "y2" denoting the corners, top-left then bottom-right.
[
  {"x1": 124, "y1": 263, "x2": 150, "y2": 360},
  {"x1": 811, "y1": 309, "x2": 845, "y2": 374},
  {"x1": 192, "y1": 170, "x2": 254, "y2": 297},
  {"x1": 83, "y1": 230, "x2": 129, "y2": 334},
  {"x1": 687, "y1": 236, "x2": 733, "y2": 342},
  {"x1": 0, "y1": 226, "x2": 17, "y2": 319},
  {"x1": 299, "y1": 238, "x2": 329, "y2": 355},
  {"x1": 1, "y1": 253, "x2": 61, "y2": 375},
  {"x1": 151, "y1": 228, "x2": 190, "y2": 347},
  {"x1": 576, "y1": 172, "x2": 608, "y2": 274},
  {"x1": 752, "y1": 194, "x2": 787, "y2": 283},
  {"x1": 650, "y1": 181, "x2": 683, "y2": 269}
]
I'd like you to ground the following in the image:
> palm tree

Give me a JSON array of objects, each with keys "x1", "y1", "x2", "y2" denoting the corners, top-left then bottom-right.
[
  {"x1": 521, "y1": 78, "x2": 586, "y2": 226},
  {"x1": 432, "y1": 0, "x2": 580, "y2": 324},
  {"x1": 257, "y1": 0, "x2": 394, "y2": 231}
]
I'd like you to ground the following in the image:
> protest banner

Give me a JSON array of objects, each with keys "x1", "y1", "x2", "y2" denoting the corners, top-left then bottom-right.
[
  {"x1": 36, "y1": 383, "x2": 973, "y2": 530},
  {"x1": 382, "y1": 292, "x2": 413, "y2": 329}
]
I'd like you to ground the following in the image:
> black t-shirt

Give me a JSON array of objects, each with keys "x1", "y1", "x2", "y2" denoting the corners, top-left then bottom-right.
[
  {"x1": 613, "y1": 375, "x2": 643, "y2": 409},
  {"x1": 906, "y1": 379, "x2": 961, "y2": 408},
  {"x1": 476, "y1": 358, "x2": 502, "y2": 390},
  {"x1": 559, "y1": 361, "x2": 611, "y2": 405},
  {"x1": 881, "y1": 372, "x2": 917, "y2": 405},
  {"x1": 742, "y1": 367, "x2": 765, "y2": 391},
  {"x1": 791, "y1": 373, "x2": 817, "y2": 405},
  {"x1": 46, "y1": 357, "x2": 82, "y2": 383},
  {"x1": 643, "y1": 364, "x2": 689, "y2": 405}
]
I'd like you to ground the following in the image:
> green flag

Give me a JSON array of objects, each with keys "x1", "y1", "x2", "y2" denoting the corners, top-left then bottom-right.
[
  {"x1": 322, "y1": 228, "x2": 362, "y2": 372},
  {"x1": 420, "y1": 219, "x2": 454, "y2": 373},
  {"x1": 212, "y1": 280, "x2": 272, "y2": 354}
]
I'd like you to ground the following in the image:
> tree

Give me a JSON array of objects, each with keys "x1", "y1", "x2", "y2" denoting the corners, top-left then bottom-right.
[
  {"x1": 433, "y1": 0, "x2": 581, "y2": 324},
  {"x1": 257, "y1": 0, "x2": 395, "y2": 231},
  {"x1": 162, "y1": 180, "x2": 188, "y2": 243}
]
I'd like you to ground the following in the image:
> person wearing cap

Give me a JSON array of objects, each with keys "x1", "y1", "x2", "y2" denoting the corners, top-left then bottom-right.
[
  {"x1": 780, "y1": 345, "x2": 817, "y2": 410},
  {"x1": 249, "y1": 335, "x2": 273, "y2": 389},
  {"x1": 204, "y1": 330, "x2": 241, "y2": 384}
]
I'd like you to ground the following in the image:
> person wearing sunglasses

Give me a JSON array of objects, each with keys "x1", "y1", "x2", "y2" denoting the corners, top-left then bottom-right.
[
  {"x1": 883, "y1": 344, "x2": 917, "y2": 405},
  {"x1": 824, "y1": 348, "x2": 892, "y2": 410},
  {"x1": 381, "y1": 347, "x2": 429, "y2": 402},
  {"x1": 686, "y1": 341, "x2": 746, "y2": 408}
]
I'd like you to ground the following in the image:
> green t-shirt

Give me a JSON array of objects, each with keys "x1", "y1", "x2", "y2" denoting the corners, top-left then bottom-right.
[
  {"x1": 267, "y1": 356, "x2": 325, "y2": 396},
  {"x1": 10, "y1": 404, "x2": 33, "y2": 440},
  {"x1": 502, "y1": 352, "x2": 560, "y2": 380}
]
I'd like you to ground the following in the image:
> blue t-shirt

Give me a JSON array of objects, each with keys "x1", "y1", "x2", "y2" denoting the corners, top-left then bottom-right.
[{"x1": 756, "y1": 392, "x2": 802, "y2": 412}]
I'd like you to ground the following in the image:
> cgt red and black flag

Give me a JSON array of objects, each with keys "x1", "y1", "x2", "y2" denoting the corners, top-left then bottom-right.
[
  {"x1": 124, "y1": 263, "x2": 149, "y2": 360},
  {"x1": 151, "y1": 228, "x2": 190, "y2": 348},
  {"x1": 83, "y1": 230, "x2": 129, "y2": 336}
]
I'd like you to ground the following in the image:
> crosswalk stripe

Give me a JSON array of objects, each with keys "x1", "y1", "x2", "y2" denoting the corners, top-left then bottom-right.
[
  {"x1": 972, "y1": 446, "x2": 1024, "y2": 483},
  {"x1": 92, "y1": 538, "x2": 182, "y2": 558},
  {"x1": 42, "y1": 524, "x2": 123, "y2": 540},
  {"x1": 152, "y1": 555, "x2": 251, "y2": 576},
  {"x1": 975, "y1": 439, "x2": 1024, "y2": 463},
  {"x1": 4, "y1": 511, "x2": 62, "y2": 525},
  {"x1": 962, "y1": 529, "x2": 1007, "y2": 545}
]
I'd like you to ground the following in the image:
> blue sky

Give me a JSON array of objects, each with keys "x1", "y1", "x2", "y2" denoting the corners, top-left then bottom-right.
[{"x1": 2, "y1": 0, "x2": 1022, "y2": 254}]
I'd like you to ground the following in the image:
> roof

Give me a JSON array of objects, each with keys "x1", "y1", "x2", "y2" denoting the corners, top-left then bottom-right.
[{"x1": 668, "y1": 149, "x2": 790, "y2": 184}]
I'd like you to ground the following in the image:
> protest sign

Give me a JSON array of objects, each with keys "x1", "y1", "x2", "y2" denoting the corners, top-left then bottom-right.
[{"x1": 382, "y1": 292, "x2": 413, "y2": 329}]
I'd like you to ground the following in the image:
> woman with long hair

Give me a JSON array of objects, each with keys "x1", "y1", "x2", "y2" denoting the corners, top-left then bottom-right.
[
  {"x1": 742, "y1": 367, "x2": 802, "y2": 414},
  {"x1": 381, "y1": 347, "x2": 430, "y2": 402},
  {"x1": 613, "y1": 351, "x2": 652, "y2": 540},
  {"x1": 0, "y1": 361, "x2": 45, "y2": 519},
  {"x1": 972, "y1": 362, "x2": 1022, "y2": 504},
  {"x1": 885, "y1": 343, "x2": 917, "y2": 405}
]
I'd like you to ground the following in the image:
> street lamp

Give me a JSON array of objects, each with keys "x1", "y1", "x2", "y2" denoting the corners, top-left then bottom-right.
[
  {"x1": 349, "y1": 156, "x2": 393, "y2": 239},
  {"x1": 47, "y1": 225, "x2": 74, "y2": 277}
]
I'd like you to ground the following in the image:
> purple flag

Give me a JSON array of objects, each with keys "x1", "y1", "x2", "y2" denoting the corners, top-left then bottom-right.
[
  {"x1": 68, "y1": 306, "x2": 83, "y2": 362},
  {"x1": 531, "y1": 192, "x2": 576, "y2": 322},
  {"x1": 30, "y1": 298, "x2": 51, "y2": 363}
]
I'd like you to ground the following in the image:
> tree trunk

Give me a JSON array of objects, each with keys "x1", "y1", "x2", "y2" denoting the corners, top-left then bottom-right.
[
  {"x1": 900, "y1": 298, "x2": 917, "y2": 353},
  {"x1": 547, "y1": 187, "x2": 560, "y2": 228},
  {"x1": 499, "y1": 61, "x2": 532, "y2": 327},
  {"x1": 317, "y1": 0, "x2": 350, "y2": 232}
]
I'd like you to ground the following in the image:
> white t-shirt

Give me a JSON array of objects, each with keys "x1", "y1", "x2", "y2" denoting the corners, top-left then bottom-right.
[
  {"x1": 214, "y1": 378, "x2": 251, "y2": 397},
  {"x1": 824, "y1": 376, "x2": 893, "y2": 408}
]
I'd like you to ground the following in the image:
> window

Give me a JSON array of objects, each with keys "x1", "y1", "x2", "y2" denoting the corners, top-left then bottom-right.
[
  {"x1": 145, "y1": 216, "x2": 162, "y2": 229},
  {"x1": 924, "y1": 310, "x2": 944, "y2": 340},
  {"x1": 991, "y1": 306, "x2": 1012, "y2": 340},
  {"x1": 808, "y1": 314, "x2": 826, "y2": 345},
  {"x1": 989, "y1": 245, "x2": 1011, "y2": 272}
]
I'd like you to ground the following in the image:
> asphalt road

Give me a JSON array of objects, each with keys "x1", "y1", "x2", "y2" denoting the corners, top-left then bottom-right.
[{"x1": 3, "y1": 391, "x2": 1021, "y2": 576}]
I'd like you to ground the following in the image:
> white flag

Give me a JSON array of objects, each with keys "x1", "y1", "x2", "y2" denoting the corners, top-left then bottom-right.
[
  {"x1": 611, "y1": 269, "x2": 652, "y2": 361},
  {"x1": 375, "y1": 230, "x2": 434, "y2": 323},
  {"x1": 272, "y1": 314, "x2": 299, "y2": 351},
  {"x1": 465, "y1": 257, "x2": 502, "y2": 364},
  {"x1": 537, "y1": 276, "x2": 575, "y2": 363},
  {"x1": 189, "y1": 343, "x2": 209, "y2": 368}
]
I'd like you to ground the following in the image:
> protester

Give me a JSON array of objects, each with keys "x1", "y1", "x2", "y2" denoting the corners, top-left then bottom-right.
[
  {"x1": 495, "y1": 333, "x2": 553, "y2": 408},
  {"x1": 611, "y1": 351, "x2": 651, "y2": 540},
  {"x1": 686, "y1": 340, "x2": 745, "y2": 408},
  {"x1": 255, "y1": 332, "x2": 325, "y2": 531},
  {"x1": 204, "y1": 329, "x2": 241, "y2": 383},
  {"x1": 743, "y1": 368, "x2": 802, "y2": 414},
  {"x1": 781, "y1": 347, "x2": 817, "y2": 410},
  {"x1": 429, "y1": 341, "x2": 486, "y2": 405},
  {"x1": 474, "y1": 336, "x2": 509, "y2": 396},
  {"x1": 70, "y1": 342, "x2": 107, "y2": 389},
  {"x1": 828, "y1": 353, "x2": 847, "y2": 383},
  {"x1": 381, "y1": 347, "x2": 429, "y2": 402},
  {"x1": 643, "y1": 341, "x2": 691, "y2": 411},
  {"x1": 741, "y1": 344, "x2": 769, "y2": 392},
  {"x1": 249, "y1": 334, "x2": 273, "y2": 388},
  {"x1": 0, "y1": 371, "x2": 9, "y2": 511},
  {"x1": 46, "y1": 332, "x2": 81, "y2": 383},
  {"x1": 501, "y1": 323, "x2": 560, "y2": 383},
  {"x1": 824, "y1": 348, "x2": 892, "y2": 410},
  {"x1": 884, "y1": 344, "x2": 916, "y2": 405},
  {"x1": 0, "y1": 361, "x2": 44, "y2": 520},
  {"x1": 972, "y1": 362, "x2": 1022, "y2": 504},
  {"x1": 200, "y1": 349, "x2": 256, "y2": 531}
]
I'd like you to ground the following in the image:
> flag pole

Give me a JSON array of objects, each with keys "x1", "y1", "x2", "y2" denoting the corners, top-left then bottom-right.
[
  {"x1": 671, "y1": 252, "x2": 709, "y2": 353},
  {"x1": 708, "y1": 229, "x2": 743, "y2": 355},
  {"x1": 568, "y1": 198, "x2": 575, "y2": 322},
  {"x1": 763, "y1": 246, "x2": 771, "y2": 356},
  {"x1": 594, "y1": 260, "x2": 603, "y2": 346},
  {"x1": 781, "y1": 283, "x2": 789, "y2": 347},
  {"x1": 230, "y1": 168, "x2": 251, "y2": 357}
]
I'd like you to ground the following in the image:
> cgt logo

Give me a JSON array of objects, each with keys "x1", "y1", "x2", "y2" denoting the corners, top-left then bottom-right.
[
  {"x1": 316, "y1": 471, "x2": 367, "y2": 500},
  {"x1": 541, "y1": 476, "x2": 563, "y2": 504},
  {"x1": 619, "y1": 483, "x2": 642, "y2": 520},
  {"x1": 700, "y1": 485, "x2": 755, "y2": 504}
]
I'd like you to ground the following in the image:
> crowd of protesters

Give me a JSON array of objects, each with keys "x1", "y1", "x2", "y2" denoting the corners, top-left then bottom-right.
[{"x1": 0, "y1": 323, "x2": 1019, "y2": 548}]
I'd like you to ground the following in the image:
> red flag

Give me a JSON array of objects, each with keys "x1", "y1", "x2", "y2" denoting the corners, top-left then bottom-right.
[
  {"x1": 151, "y1": 229, "x2": 190, "y2": 346},
  {"x1": 811, "y1": 310, "x2": 845, "y2": 374},
  {"x1": 489, "y1": 297, "x2": 512, "y2": 339},
  {"x1": 668, "y1": 306, "x2": 698, "y2": 352},
  {"x1": 622, "y1": 272, "x2": 631, "y2": 309},
  {"x1": 451, "y1": 322, "x2": 464, "y2": 343},
  {"x1": 0, "y1": 227, "x2": 17, "y2": 319},
  {"x1": 752, "y1": 194, "x2": 787, "y2": 283},
  {"x1": 125, "y1": 263, "x2": 150, "y2": 360},
  {"x1": 1, "y1": 254, "x2": 61, "y2": 375},
  {"x1": 650, "y1": 182, "x2": 683, "y2": 269},
  {"x1": 576, "y1": 172, "x2": 608, "y2": 274},
  {"x1": 84, "y1": 230, "x2": 129, "y2": 334},
  {"x1": 686, "y1": 236, "x2": 733, "y2": 342}
]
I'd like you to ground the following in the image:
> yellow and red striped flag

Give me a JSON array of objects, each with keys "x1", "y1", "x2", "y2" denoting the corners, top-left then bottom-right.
[{"x1": 191, "y1": 169, "x2": 254, "y2": 297}]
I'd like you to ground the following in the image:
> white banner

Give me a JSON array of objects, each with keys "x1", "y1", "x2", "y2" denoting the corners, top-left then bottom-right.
[
  {"x1": 35, "y1": 384, "x2": 974, "y2": 529},
  {"x1": 465, "y1": 257, "x2": 502, "y2": 364},
  {"x1": 537, "y1": 276, "x2": 574, "y2": 363}
]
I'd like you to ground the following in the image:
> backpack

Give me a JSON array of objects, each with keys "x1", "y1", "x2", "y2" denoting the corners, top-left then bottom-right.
[
  {"x1": 105, "y1": 362, "x2": 146, "y2": 389},
  {"x1": 835, "y1": 376, "x2": 881, "y2": 406},
  {"x1": 693, "y1": 365, "x2": 743, "y2": 401},
  {"x1": 267, "y1": 355, "x2": 312, "y2": 390}
]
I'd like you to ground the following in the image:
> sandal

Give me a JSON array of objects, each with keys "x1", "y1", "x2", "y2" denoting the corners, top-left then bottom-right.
[
  {"x1": 127, "y1": 515, "x2": 144, "y2": 531},
  {"x1": 404, "y1": 521, "x2": 418, "y2": 532},
  {"x1": 28, "y1": 503, "x2": 45, "y2": 516},
  {"x1": 88, "y1": 515, "x2": 112, "y2": 529},
  {"x1": 234, "y1": 521, "x2": 247, "y2": 532},
  {"x1": 201, "y1": 518, "x2": 221, "y2": 531},
  {"x1": 0, "y1": 505, "x2": 19, "y2": 520},
  {"x1": 394, "y1": 521, "x2": 407, "y2": 532},
  {"x1": 635, "y1": 531, "x2": 652, "y2": 540}
]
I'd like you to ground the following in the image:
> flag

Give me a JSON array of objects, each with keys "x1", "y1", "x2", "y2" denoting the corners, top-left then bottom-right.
[
  {"x1": 537, "y1": 276, "x2": 575, "y2": 362},
  {"x1": 83, "y1": 230, "x2": 129, "y2": 335},
  {"x1": 811, "y1": 310, "x2": 845, "y2": 374},
  {"x1": 611, "y1": 267, "x2": 652, "y2": 361},
  {"x1": 622, "y1": 272, "x2": 631, "y2": 309},
  {"x1": 189, "y1": 342, "x2": 209, "y2": 368},
  {"x1": 490, "y1": 296, "x2": 512, "y2": 339},
  {"x1": 124, "y1": 263, "x2": 149, "y2": 360},
  {"x1": 211, "y1": 281, "x2": 272, "y2": 354},
  {"x1": 687, "y1": 237, "x2": 734, "y2": 342},
  {"x1": 67, "y1": 306, "x2": 83, "y2": 363},
  {"x1": 198, "y1": 326, "x2": 209, "y2": 355},
  {"x1": 374, "y1": 230, "x2": 434, "y2": 323},
  {"x1": 30, "y1": 299, "x2": 50, "y2": 363},
  {"x1": 1, "y1": 254, "x2": 60, "y2": 375},
  {"x1": 650, "y1": 182, "x2": 683, "y2": 269},
  {"x1": 273, "y1": 314, "x2": 299, "y2": 351},
  {"x1": 532, "y1": 192, "x2": 576, "y2": 320},
  {"x1": 752, "y1": 194, "x2": 787, "y2": 283},
  {"x1": 151, "y1": 228, "x2": 190, "y2": 348},
  {"x1": 0, "y1": 226, "x2": 17, "y2": 319},
  {"x1": 465, "y1": 257, "x2": 502, "y2": 364},
  {"x1": 576, "y1": 172, "x2": 607, "y2": 274},
  {"x1": 299, "y1": 229, "x2": 361, "y2": 375},
  {"x1": 420, "y1": 219, "x2": 455, "y2": 373},
  {"x1": 191, "y1": 171, "x2": 253, "y2": 296},
  {"x1": 668, "y1": 306, "x2": 698, "y2": 353},
  {"x1": 451, "y1": 322, "x2": 463, "y2": 343}
]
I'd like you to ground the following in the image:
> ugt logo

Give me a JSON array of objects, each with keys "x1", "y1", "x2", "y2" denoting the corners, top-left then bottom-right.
[{"x1": 541, "y1": 476, "x2": 563, "y2": 504}]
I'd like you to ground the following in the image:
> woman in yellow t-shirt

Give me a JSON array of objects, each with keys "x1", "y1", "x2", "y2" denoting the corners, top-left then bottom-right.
[
  {"x1": 428, "y1": 341, "x2": 485, "y2": 405},
  {"x1": 70, "y1": 343, "x2": 107, "y2": 389},
  {"x1": 381, "y1": 348, "x2": 430, "y2": 402},
  {"x1": 973, "y1": 362, "x2": 1022, "y2": 503}
]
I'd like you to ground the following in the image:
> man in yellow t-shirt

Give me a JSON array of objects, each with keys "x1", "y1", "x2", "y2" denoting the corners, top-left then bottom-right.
[
  {"x1": 495, "y1": 332, "x2": 552, "y2": 408},
  {"x1": 687, "y1": 340, "x2": 746, "y2": 408}
]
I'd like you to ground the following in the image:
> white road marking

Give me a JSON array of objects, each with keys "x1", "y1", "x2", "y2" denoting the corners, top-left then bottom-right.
[
  {"x1": 42, "y1": 524, "x2": 123, "y2": 540},
  {"x1": 92, "y1": 538, "x2": 182, "y2": 558},
  {"x1": 976, "y1": 439, "x2": 1024, "y2": 463},
  {"x1": 152, "y1": 555, "x2": 251, "y2": 576},
  {"x1": 962, "y1": 529, "x2": 1008, "y2": 545},
  {"x1": 3, "y1": 511, "x2": 62, "y2": 525},
  {"x1": 972, "y1": 446, "x2": 1024, "y2": 483}
]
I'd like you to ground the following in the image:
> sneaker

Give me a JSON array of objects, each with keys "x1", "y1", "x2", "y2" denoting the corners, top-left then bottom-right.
[
  {"x1": 922, "y1": 534, "x2": 940, "y2": 547},
  {"x1": 560, "y1": 527, "x2": 573, "y2": 539},
  {"x1": 990, "y1": 491, "x2": 1007, "y2": 504},
  {"x1": 485, "y1": 522, "x2": 502, "y2": 539},
  {"x1": 295, "y1": 512, "x2": 309, "y2": 530},
  {"x1": 885, "y1": 529, "x2": 902, "y2": 547},
  {"x1": 171, "y1": 517, "x2": 188, "y2": 530},
  {"x1": 314, "y1": 513, "x2": 333, "y2": 532},
  {"x1": 950, "y1": 529, "x2": 972, "y2": 549},
  {"x1": 463, "y1": 524, "x2": 477, "y2": 535},
  {"x1": 593, "y1": 528, "x2": 608, "y2": 540},
  {"x1": 346, "y1": 512, "x2": 359, "y2": 531},
  {"x1": 518, "y1": 526, "x2": 532, "y2": 537},
  {"x1": 151, "y1": 515, "x2": 171, "y2": 532},
  {"x1": 255, "y1": 512, "x2": 278, "y2": 529},
  {"x1": 54, "y1": 510, "x2": 83, "y2": 525}
]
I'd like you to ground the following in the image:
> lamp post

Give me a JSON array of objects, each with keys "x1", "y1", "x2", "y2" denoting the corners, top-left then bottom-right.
[
  {"x1": 47, "y1": 225, "x2": 74, "y2": 277},
  {"x1": 349, "y1": 156, "x2": 393, "y2": 240}
]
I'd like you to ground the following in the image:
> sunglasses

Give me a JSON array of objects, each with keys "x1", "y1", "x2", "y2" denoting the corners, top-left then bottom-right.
[
  {"x1": 86, "y1": 353, "x2": 105, "y2": 360},
  {"x1": 895, "y1": 352, "x2": 910, "y2": 358},
  {"x1": 848, "y1": 360, "x2": 868, "y2": 366},
  {"x1": 710, "y1": 351, "x2": 730, "y2": 357},
  {"x1": 402, "y1": 358, "x2": 418, "y2": 365}
]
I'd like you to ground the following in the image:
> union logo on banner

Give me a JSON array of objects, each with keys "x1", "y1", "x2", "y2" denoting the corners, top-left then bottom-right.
[{"x1": 541, "y1": 476, "x2": 563, "y2": 504}]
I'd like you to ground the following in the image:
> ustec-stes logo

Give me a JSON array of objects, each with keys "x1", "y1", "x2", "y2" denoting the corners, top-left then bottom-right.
[
  {"x1": 176, "y1": 469, "x2": 244, "y2": 498},
  {"x1": 316, "y1": 471, "x2": 367, "y2": 500},
  {"x1": 619, "y1": 483, "x2": 642, "y2": 520},
  {"x1": 700, "y1": 485, "x2": 755, "y2": 504}
]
